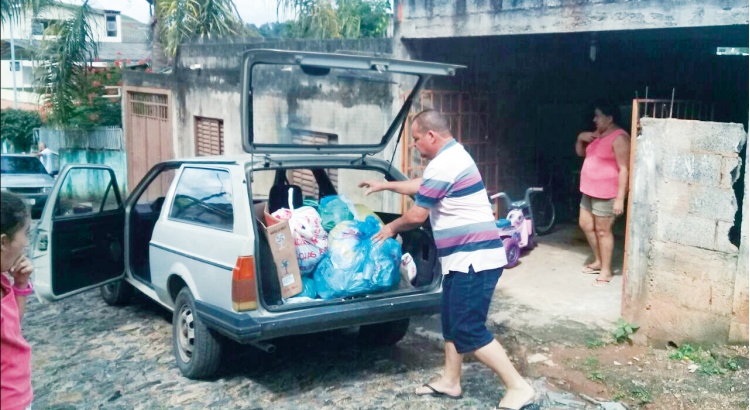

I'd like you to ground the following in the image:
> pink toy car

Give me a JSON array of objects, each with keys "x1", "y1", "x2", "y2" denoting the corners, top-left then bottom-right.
[{"x1": 490, "y1": 187, "x2": 546, "y2": 268}]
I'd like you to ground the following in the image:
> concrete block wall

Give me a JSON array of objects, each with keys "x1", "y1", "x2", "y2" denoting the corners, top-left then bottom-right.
[{"x1": 624, "y1": 118, "x2": 748, "y2": 345}]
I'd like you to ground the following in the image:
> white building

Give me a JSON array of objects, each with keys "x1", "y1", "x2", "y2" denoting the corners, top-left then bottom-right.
[{"x1": 0, "y1": 3, "x2": 149, "y2": 109}]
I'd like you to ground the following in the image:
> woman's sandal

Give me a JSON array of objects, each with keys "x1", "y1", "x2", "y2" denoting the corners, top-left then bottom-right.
[{"x1": 582, "y1": 265, "x2": 601, "y2": 274}]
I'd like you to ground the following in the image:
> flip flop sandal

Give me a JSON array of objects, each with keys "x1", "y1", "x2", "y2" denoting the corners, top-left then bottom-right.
[
  {"x1": 498, "y1": 403, "x2": 541, "y2": 410},
  {"x1": 416, "y1": 383, "x2": 462, "y2": 400},
  {"x1": 582, "y1": 265, "x2": 601, "y2": 274},
  {"x1": 592, "y1": 278, "x2": 612, "y2": 287}
]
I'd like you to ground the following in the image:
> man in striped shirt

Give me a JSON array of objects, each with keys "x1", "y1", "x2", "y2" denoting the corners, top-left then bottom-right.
[{"x1": 359, "y1": 110, "x2": 536, "y2": 410}]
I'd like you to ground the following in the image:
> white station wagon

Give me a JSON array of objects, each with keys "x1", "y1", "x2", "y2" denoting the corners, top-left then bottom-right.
[{"x1": 32, "y1": 49, "x2": 463, "y2": 379}]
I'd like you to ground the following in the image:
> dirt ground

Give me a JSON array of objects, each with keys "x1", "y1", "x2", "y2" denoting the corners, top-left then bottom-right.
[
  {"x1": 519, "y1": 340, "x2": 749, "y2": 409},
  {"x1": 490, "y1": 222, "x2": 749, "y2": 409}
]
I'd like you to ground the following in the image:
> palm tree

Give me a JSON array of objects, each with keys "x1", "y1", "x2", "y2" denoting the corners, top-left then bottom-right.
[
  {"x1": 148, "y1": 0, "x2": 245, "y2": 70},
  {"x1": 275, "y1": 0, "x2": 390, "y2": 39},
  {"x1": 0, "y1": 0, "x2": 53, "y2": 24},
  {"x1": 34, "y1": 0, "x2": 98, "y2": 126}
]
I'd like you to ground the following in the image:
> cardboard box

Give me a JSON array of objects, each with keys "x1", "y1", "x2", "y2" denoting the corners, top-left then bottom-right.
[{"x1": 254, "y1": 203, "x2": 303, "y2": 299}]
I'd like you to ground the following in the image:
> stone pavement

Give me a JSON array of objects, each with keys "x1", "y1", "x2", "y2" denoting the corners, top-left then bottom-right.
[{"x1": 23, "y1": 287, "x2": 614, "y2": 409}]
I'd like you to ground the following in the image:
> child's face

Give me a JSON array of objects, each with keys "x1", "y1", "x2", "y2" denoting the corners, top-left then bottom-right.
[{"x1": 1, "y1": 219, "x2": 30, "y2": 272}]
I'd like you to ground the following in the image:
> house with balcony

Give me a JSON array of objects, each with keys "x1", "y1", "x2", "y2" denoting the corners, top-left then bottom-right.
[{"x1": 0, "y1": 3, "x2": 149, "y2": 109}]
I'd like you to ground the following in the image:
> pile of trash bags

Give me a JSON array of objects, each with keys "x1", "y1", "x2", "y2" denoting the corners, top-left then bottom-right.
[{"x1": 273, "y1": 194, "x2": 401, "y2": 301}]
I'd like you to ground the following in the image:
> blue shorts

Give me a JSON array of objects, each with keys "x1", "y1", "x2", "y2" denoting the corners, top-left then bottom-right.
[{"x1": 441, "y1": 265, "x2": 503, "y2": 354}]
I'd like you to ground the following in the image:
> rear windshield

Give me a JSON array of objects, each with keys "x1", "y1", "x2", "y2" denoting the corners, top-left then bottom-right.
[
  {"x1": 1, "y1": 156, "x2": 47, "y2": 174},
  {"x1": 251, "y1": 63, "x2": 419, "y2": 148}
]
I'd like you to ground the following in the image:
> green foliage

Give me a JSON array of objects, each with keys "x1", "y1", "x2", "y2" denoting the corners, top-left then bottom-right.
[
  {"x1": 587, "y1": 371, "x2": 605, "y2": 382},
  {"x1": 1, "y1": 0, "x2": 53, "y2": 24},
  {"x1": 278, "y1": 0, "x2": 390, "y2": 39},
  {"x1": 586, "y1": 338, "x2": 607, "y2": 349},
  {"x1": 630, "y1": 387, "x2": 653, "y2": 404},
  {"x1": 585, "y1": 356, "x2": 598, "y2": 367},
  {"x1": 0, "y1": 109, "x2": 42, "y2": 152},
  {"x1": 612, "y1": 318, "x2": 639, "y2": 344},
  {"x1": 258, "y1": 21, "x2": 292, "y2": 38},
  {"x1": 34, "y1": 0, "x2": 98, "y2": 127},
  {"x1": 155, "y1": 0, "x2": 244, "y2": 59},
  {"x1": 669, "y1": 343, "x2": 740, "y2": 376}
]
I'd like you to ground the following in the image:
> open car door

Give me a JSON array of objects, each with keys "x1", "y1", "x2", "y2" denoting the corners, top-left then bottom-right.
[{"x1": 32, "y1": 165, "x2": 125, "y2": 302}]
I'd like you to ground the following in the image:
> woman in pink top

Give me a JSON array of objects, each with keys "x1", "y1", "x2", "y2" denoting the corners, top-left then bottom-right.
[
  {"x1": 575, "y1": 103, "x2": 631, "y2": 287},
  {"x1": 1, "y1": 192, "x2": 35, "y2": 410}
]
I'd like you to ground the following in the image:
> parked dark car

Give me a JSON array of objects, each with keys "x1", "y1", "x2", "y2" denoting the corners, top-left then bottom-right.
[{"x1": 1, "y1": 154, "x2": 55, "y2": 218}]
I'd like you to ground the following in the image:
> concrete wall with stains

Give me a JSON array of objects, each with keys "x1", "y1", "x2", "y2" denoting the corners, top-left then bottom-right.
[
  {"x1": 625, "y1": 118, "x2": 748, "y2": 344},
  {"x1": 395, "y1": 0, "x2": 749, "y2": 39}
]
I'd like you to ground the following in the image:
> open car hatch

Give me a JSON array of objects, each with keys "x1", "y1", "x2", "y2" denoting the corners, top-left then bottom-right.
[{"x1": 241, "y1": 49, "x2": 464, "y2": 155}]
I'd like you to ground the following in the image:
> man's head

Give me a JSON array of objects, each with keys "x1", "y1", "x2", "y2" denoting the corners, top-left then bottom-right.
[
  {"x1": 38, "y1": 142, "x2": 46, "y2": 151},
  {"x1": 410, "y1": 110, "x2": 453, "y2": 160}
]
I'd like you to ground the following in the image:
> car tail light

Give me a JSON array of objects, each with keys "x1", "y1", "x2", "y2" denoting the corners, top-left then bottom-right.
[{"x1": 232, "y1": 256, "x2": 257, "y2": 311}]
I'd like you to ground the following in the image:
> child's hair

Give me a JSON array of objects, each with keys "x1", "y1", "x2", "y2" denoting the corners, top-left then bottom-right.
[{"x1": 1, "y1": 192, "x2": 30, "y2": 239}]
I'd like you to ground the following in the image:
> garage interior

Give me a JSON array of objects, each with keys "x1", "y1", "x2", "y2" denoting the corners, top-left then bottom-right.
[{"x1": 399, "y1": 25, "x2": 749, "y2": 328}]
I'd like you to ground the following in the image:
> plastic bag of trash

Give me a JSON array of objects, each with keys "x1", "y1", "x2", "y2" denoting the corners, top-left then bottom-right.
[
  {"x1": 314, "y1": 216, "x2": 401, "y2": 300},
  {"x1": 272, "y1": 189, "x2": 328, "y2": 276},
  {"x1": 297, "y1": 276, "x2": 317, "y2": 299},
  {"x1": 319, "y1": 195, "x2": 355, "y2": 231}
]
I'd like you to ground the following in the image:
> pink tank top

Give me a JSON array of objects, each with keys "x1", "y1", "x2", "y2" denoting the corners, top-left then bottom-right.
[
  {"x1": 580, "y1": 129, "x2": 627, "y2": 199},
  {"x1": 1, "y1": 274, "x2": 33, "y2": 410}
]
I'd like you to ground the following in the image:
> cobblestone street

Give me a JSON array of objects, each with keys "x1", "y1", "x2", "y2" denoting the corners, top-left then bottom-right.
[{"x1": 24, "y1": 289, "x2": 558, "y2": 410}]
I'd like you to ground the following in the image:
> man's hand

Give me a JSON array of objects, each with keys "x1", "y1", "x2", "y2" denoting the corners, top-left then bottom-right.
[
  {"x1": 9, "y1": 255, "x2": 33, "y2": 288},
  {"x1": 358, "y1": 180, "x2": 388, "y2": 196},
  {"x1": 371, "y1": 224, "x2": 396, "y2": 244}
]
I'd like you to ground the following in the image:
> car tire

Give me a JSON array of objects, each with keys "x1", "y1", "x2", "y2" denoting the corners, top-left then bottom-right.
[
  {"x1": 358, "y1": 318, "x2": 410, "y2": 346},
  {"x1": 100, "y1": 280, "x2": 134, "y2": 306},
  {"x1": 172, "y1": 288, "x2": 223, "y2": 379}
]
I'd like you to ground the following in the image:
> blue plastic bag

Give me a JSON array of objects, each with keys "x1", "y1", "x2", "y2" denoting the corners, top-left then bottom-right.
[
  {"x1": 314, "y1": 216, "x2": 401, "y2": 300},
  {"x1": 298, "y1": 276, "x2": 317, "y2": 299},
  {"x1": 319, "y1": 195, "x2": 355, "y2": 232}
]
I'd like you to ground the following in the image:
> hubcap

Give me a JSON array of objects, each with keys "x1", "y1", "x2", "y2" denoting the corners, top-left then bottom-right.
[{"x1": 176, "y1": 304, "x2": 195, "y2": 363}]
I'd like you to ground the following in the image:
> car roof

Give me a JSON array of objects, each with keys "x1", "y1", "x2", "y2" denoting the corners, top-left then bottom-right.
[{"x1": 1, "y1": 154, "x2": 37, "y2": 158}]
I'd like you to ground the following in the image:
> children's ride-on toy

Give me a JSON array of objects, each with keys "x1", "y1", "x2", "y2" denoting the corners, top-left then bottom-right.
[{"x1": 490, "y1": 187, "x2": 544, "y2": 268}]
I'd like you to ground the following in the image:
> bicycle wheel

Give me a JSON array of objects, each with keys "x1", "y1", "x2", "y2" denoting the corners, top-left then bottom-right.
[{"x1": 531, "y1": 191, "x2": 556, "y2": 235}]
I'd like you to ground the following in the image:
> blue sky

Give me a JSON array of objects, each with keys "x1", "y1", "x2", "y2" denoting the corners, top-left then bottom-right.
[{"x1": 61, "y1": 0, "x2": 292, "y2": 26}]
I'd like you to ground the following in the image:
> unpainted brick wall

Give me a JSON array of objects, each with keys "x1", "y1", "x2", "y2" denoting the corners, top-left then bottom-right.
[{"x1": 624, "y1": 118, "x2": 748, "y2": 345}]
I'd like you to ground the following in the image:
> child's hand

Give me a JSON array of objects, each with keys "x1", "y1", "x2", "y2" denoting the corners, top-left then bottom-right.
[{"x1": 9, "y1": 255, "x2": 34, "y2": 288}]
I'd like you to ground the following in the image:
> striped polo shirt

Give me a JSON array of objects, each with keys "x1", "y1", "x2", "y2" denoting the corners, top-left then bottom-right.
[{"x1": 415, "y1": 139, "x2": 507, "y2": 275}]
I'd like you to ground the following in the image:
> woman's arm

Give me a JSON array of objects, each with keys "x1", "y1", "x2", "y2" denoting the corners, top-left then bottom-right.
[{"x1": 612, "y1": 134, "x2": 631, "y2": 216}]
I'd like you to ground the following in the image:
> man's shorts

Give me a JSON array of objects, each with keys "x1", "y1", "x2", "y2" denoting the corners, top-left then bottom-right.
[
  {"x1": 580, "y1": 193, "x2": 615, "y2": 217},
  {"x1": 441, "y1": 265, "x2": 502, "y2": 354}
]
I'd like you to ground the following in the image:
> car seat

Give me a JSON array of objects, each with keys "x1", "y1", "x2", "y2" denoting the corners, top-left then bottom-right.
[{"x1": 268, "y1": 169, "x2": 303, "y2": 214}]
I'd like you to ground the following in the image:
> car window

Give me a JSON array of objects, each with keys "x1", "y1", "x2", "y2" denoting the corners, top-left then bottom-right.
[
  {"x1": 55, "y1": 168, "x2": 121, "y2": 217},
  {"x1": 169, "y1": 167, "x2": 234, "y2": 231},
  {"x1": 135, "y1": 168, "x2": 177, "y2": 215},
  {"x1": 1, "y1": 156, "x2": 47, "y2": 174}
]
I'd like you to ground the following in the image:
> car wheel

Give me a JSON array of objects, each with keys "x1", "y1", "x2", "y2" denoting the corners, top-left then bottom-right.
[
  {"x1": 358, "y1": 318, "x2": 410, "y2": 346},
  {"x1": 172, "y1": 288, "x2": 223, "y2": 379},
  {"x1": 100, "y1": 280, "x2": 134, "y2": 306}
]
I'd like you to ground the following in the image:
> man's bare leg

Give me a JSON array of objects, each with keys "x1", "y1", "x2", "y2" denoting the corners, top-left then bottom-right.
[
  {"x1": 474, "y1": 339, "x2": 535, "y2": 409},
  {"x1": 415, "y1": 341, "x2": 463, "y2": 397}
]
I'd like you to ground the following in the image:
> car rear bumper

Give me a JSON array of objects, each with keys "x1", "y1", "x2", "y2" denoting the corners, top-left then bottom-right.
[{"x1": 194, "y1": 292, "x2": 442, "y2": 344}]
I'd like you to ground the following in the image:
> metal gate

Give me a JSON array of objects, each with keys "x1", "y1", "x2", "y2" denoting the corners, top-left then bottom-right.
[
  {"x1": 124, "y1": 87, "x2": 173, "y2": 191},
  {"x1": 401, "y1": 90, "x2": 497, "y2": 212}
]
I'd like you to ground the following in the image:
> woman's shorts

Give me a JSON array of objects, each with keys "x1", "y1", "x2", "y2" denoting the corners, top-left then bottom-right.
[
  {"x1": 441, "y1": 265, "x2": 502, "y2": 354},
  {"x1": 580, "y1": 193, "x2": 615, "y2": 217}
]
